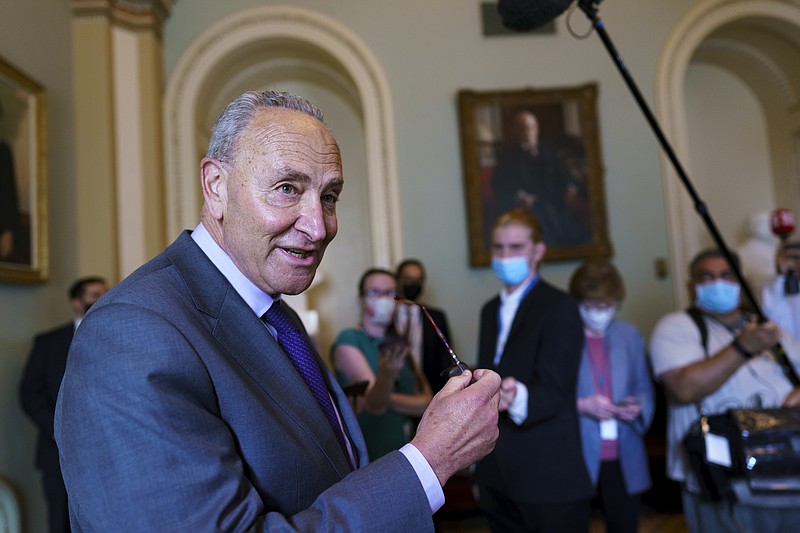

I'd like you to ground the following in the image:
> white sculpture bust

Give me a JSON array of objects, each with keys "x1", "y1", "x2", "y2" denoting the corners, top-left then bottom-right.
[{"x1": 736, "y1": 210, "x2": 778, "y2": 302}]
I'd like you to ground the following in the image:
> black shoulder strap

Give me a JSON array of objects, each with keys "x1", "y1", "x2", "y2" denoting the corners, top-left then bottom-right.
[
  {"x1": 685, "y1": 306, "x2": 709, "y2": 416},
  {"x1": 686, "y1": 306, "x2": 709, "y2": 356}
]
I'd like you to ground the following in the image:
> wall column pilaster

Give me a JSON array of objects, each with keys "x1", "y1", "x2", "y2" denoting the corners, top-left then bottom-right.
[{"x1": 71, "y1": 0, "x2": 172, "y2": 280}]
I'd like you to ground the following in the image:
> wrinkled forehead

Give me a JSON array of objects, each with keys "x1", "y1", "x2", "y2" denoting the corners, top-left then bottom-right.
[{"x1": 237, "y1": 107, "x2": 341, "y2": 167}]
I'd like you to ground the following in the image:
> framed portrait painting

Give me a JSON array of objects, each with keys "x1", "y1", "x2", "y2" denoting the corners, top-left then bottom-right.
[
  {"x1": 458, "y1": 83, "x2": 612, "y2": 266},
  {"x1": 0, "y1": 55, "x2": 47, "y2": 283}
]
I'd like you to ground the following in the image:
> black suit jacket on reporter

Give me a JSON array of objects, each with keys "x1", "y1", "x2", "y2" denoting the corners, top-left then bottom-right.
[
  {"x1": 419, "y1": 305, "x2": 452, "y2": 393},
  {"x1": 19, "y1": 322, "x2": 75, "y2": 472},
  {"x1": 474, "y1": 279, "x2": 592, "y2": 503}
]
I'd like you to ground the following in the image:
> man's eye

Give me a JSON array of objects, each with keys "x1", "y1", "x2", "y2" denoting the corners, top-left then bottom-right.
[
  {"x1": 265, "y1": 183, "x2": 303, "y2": 208},
  {"x1": 322, "y1": 193, "x2": 339, "y2": 205}
]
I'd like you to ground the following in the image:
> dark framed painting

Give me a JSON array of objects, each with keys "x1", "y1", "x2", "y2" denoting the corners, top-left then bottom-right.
[
  {"x1": 0, "y1": 55, "x2": 47, "y2": 283},
  {"x1": 457, "y1": 83, "x2": 612, "y2": 266}
]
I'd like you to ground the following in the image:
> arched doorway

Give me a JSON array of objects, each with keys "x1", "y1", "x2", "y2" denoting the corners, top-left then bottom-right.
[
  {"x1": 657, "y1": 0, "x2": 800, "y2": 307},
  {"x1": 164, "y1": 5, "x2": 403, "y2": 355}
]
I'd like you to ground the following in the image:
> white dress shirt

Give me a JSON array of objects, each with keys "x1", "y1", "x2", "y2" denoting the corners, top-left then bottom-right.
[
  {"x1": 494, "y1": 274, "x2": 537, "y2": 425},
  {"x1": 762, "y1": 275, "x2": 800, "y2": 341}
]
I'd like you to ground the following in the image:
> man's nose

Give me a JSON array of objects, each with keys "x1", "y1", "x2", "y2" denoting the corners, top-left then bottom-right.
[{"x1": 294, "y1": 197, "x2": 328, "y2": 242}]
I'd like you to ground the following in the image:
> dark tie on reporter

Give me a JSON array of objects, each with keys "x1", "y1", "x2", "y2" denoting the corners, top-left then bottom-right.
[{"x1": 264, "y1": 301, "x2": 354, "y2": 470}]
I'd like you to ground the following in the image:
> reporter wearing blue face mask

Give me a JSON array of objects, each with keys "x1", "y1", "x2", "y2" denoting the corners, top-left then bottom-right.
[
  {"x1": 474, "y1": 209, "x2": 593, "y2": 533},
  {"x1": 650, "y1": 249, "x2": 800, "y2": 533},
  {"x1": 569, "y1": 260, "x2": 655, "y2": 533}
]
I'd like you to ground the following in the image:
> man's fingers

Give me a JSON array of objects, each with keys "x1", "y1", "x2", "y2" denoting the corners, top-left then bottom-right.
[
  {"x1": 439, "y1": 370, "x2": 473, "y2": 396},
  {"x1": 468, "y1": 370, "x2": 502, "y2": 406},
  {"x1": 472, "y1": 368, "x2": 493, "y2": 381}
]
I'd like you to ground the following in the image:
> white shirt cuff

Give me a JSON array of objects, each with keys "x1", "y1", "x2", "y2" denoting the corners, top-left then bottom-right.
[
  {"x1": 508, "y1": 381, "x2": 529, "y2": 425},
  {"x1": 399, "y1": 443, "x2": 445, "y2": 512}
]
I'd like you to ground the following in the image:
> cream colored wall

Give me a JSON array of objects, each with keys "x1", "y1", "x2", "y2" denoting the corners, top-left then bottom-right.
[
  {"x1": 0, "y1": 2, "x2": 79, "y2": 532},
  {"x1": 684, "y1": 63, "x2": 775, "y2": 249}
]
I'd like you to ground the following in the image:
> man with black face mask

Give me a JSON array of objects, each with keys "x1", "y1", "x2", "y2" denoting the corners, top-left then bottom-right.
[
  {"x1": 762, "y1": 241, "x2": 800, "y2": 340},
  {"x1": 19, "y1": 276, "x2": 108, "y2": 533},
  {"x1": 395, "y1": 259, "x2": 453, "y2": 393}
]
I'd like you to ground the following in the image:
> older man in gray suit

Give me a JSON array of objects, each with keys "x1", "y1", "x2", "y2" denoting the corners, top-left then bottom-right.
[{"x1": 55, "y1": 90, "x2": 500, "y2": 532}]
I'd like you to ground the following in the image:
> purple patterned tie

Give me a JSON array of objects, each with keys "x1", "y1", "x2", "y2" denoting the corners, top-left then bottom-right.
[{"x1": 264, "y1": 301, "x2": 353, "y2": 469}]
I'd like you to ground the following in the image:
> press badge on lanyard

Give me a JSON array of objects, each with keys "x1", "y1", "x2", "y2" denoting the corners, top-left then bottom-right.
[{"x1": 600, "y1": 418, "x2": 618, "y2": 440}]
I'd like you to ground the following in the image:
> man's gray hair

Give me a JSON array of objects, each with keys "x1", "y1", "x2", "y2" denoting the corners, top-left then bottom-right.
[{"x1": 206, "y1": 90, "x2": 325, "y2": 164}]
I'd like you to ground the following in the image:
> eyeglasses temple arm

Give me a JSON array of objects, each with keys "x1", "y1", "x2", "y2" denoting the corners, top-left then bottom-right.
[{"x1": 395, "y1": 297, "x2": 466, "y2": 368}]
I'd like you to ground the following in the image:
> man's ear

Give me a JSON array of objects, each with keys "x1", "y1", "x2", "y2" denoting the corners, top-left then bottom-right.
[
  {"x1": 533, "y1": 241, "x2": 547, "y2": 263},
  {"x1": 688, "y1": 279, "x2": 697, "y2": 302},
  {"x1": 201, "y1": 157, "x2": 227, "y2": 220},
  {"x1": 69, "y1": 297, "x2": 84, "y2": 317}
]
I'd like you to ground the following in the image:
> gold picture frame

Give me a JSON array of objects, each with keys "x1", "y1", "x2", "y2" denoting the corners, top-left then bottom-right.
[
  {"x1": 0, "y1": 55, "x2": 47, "y2": 283},
  {"x1": 458, "y1": 83, "x2": 612, "y2": 266}
]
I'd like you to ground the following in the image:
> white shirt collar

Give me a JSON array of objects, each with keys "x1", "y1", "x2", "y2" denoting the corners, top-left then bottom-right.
[
  {"x1": 191, "y1": 223, "x2": 276, "y2": 317},
  {"x1": 500, "y1": 272, "x2": 537, "y2": 305}
]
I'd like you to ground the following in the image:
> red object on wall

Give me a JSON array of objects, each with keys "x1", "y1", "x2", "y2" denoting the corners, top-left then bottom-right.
[{"x1": 771, "y1": 208, "x2": 796, "y2": 240}]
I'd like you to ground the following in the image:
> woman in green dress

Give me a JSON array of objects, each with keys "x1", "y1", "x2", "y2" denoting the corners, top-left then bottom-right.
[{"x1": 331, "y1": 268, "x2": 432, "y2": 460}]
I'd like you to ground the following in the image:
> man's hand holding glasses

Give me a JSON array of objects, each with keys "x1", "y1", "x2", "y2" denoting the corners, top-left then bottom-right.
[{"x1": 394, "y1": 298, "x2": 501, "y2": 486}]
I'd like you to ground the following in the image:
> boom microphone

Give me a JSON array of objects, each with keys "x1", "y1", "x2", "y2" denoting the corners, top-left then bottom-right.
[{"x1": 497, "y1": 0, "x2": 575, "y2": 32}]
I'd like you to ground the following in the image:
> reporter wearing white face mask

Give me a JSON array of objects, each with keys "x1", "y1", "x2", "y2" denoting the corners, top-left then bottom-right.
[
  {"x1": 569, "y1": 260, "x2": 655, "y2": 533},
  {"x1": 331, "y1": 268, "x2": 433, "y2": 460}
]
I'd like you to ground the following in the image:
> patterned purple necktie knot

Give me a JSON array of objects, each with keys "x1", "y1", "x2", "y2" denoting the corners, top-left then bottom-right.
[{"x1": 264, "y1": 301, "x2": 353, "y2": 469}]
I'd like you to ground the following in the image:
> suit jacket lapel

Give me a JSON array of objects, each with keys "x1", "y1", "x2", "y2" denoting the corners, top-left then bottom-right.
[
  {"x1": 327, "y1": 370, "x2": 368, "y2": 467},
  {"x1": 481, "y1": 297, "x2": 501, "y2": 369},
  {"x1": 499, "y1": 282, "x2": 548, "y2": 370},
  {"x1": 165, "y1": 231, "x2": 356, "y2": 475},
  {"x1": 214, "y1": 300, "x2": 354, "y2": 472}
]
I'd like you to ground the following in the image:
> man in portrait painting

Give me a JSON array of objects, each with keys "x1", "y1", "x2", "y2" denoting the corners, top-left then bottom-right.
[
  {"x1": 490, "y1": 109, "x2": 588, "y2": 247},
  {"x1": 0, "y1": 98, "x2": 21, "y2": 262}
]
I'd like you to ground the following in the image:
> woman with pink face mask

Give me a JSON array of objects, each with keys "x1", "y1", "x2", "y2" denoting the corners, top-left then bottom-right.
[
  {"x1": 331, "y1": 268, "x2": 432, "y2": 460},
  {"x1": 569, "y1": 260, "x2": 655, "y2": 533}
]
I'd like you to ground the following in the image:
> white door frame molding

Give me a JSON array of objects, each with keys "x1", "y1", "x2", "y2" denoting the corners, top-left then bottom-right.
[
  {"x1": 164, "y1": 5, "x2": 403, "y2": 266},
  {"x1": 656, "y1": 0, "x2": 800, "y2": 307}
]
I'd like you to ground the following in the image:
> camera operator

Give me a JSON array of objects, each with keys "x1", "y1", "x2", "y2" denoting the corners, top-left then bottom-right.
[{"x1": 762, "y1": 241, "x2": 800, "y2": 340}]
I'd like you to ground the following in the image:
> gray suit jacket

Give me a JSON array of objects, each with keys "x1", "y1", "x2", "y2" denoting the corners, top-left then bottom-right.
[
  {"x1": 576, "y1": 319, "x2": 654, "y2": 494},
  {"x1": 55, "y1": 231, "x2": 432, "y2": 532}
]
